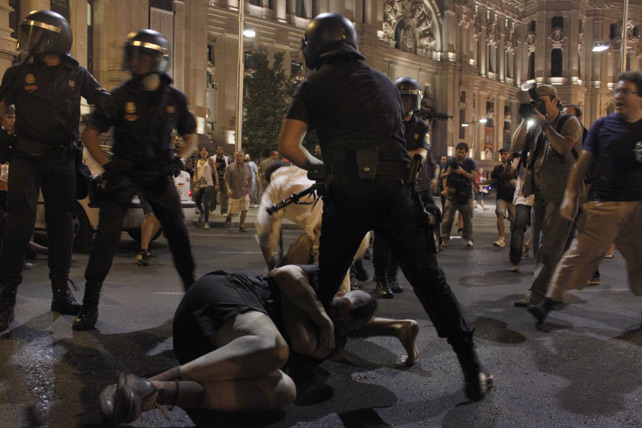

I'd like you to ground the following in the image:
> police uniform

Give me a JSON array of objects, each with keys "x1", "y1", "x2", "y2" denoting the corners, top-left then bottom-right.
[
  {"x1": 372, "y1": 113, "x2": 435, "y2": 294},
  {"x1": 0, "y1": 56, "x2": 102, "y2": 286},
  {"x1": 280, "y1": 14, "x2": 491, "y2": 401},
  {"x1": 83, "y1": 75, "x2": 196, "y2": 289}
]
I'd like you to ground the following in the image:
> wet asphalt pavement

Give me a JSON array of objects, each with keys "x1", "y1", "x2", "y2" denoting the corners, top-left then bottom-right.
[{"x1": 0, "y1": 203, "x2": 641, "y2": 428}]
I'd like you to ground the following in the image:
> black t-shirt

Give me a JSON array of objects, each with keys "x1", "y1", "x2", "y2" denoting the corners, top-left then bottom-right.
[
  {"x1": 491, "y1": 163, "x2": 517, "y2": 202},
  {"x1": 445, "y1": 157, "x2": 477, "y2": 197},
  {"x1": 2, "y1": 56, "x2": 102, "y2": 145},
  {"x1": 286, "y1": 60, "x2": 409, "y2": 165},
  {"x1": 86, "y1": 77, "x2": 196, "y2": 167}
]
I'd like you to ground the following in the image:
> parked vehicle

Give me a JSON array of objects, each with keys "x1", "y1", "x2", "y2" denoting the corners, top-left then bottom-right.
[{"x1": 34, "y1": 147, "x2": 196, "y2": 251}]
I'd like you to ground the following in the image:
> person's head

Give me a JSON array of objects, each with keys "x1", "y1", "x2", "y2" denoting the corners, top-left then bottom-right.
[
  {"x1": 455, "y1": 142, "x2": 469, "y2": 161},
  {"x1": 270, "y1": 150, "x2": 280, "y2": 160},
  {"x1": 534, "y1": 84, "x2": 561, "y2": 121},
  {"x1": 314, "y1": 144, "x2": 322, "y2": 156},
  {"x1": 396, "y1": 77, "x2": 423, "y2": 117},
  {"x1": 216, "y1": 145, "x2": 224, "y2": 155},
  {"x1": 329, "y1": 290, "x2": 378, "y2": 334},
  {"x1": 614, "y1": 71, "x2": 642, "y2": 120},
  {"x1": 199, "y1": 146, "x2": 209, "y2": 159},
  {"x1": 234, "y1": 151, "x2": 245, "y2": 165},
  {"x1": 2, "y1": 105, "x2": 16, "y2": 133},
  {"x1": 124, "y1": 29, "x2": 169, "y2": 91},
  {"x1": 562, "y1": 104, "x2": 582, "y2": 119},
  {"x1": 17, "y1": 10, "x2": 72, "y2": 59},
  {"x1": 440, "y1": 155, "x2": 447, "y2": 164},
  {"x1": 499, "y1": 148, "x2": 510, "y2": 163},
  {"x1": 244, "y1": 153, "x2": 251, "y2": 162},
  {"x1": 302, "y1": 13, "x2": 365, "y2": 71}
]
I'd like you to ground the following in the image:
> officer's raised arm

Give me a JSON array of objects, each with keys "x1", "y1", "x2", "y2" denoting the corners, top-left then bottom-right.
[{"x1": 278, "y1": 118, "x2": 321, "y2": 171}]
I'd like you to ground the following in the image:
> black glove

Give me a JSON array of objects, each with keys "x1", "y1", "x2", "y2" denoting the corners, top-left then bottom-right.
[
  {"x1": 102, "y1": 160, "x2": 131, "y2": 191},
  {"x1": 424, "y1": 203, "x2": 442, "y2": 225},
  {"x1": 164, "y1": 156, "x2": 184, "y2": 177}
]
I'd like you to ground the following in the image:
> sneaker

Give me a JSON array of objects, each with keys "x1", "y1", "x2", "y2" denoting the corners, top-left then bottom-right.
[
  {"x1": 239, "y1": 226, "x2": 247, "y2": 233},
  {"x1": 527, "y1": 299, "x2": 553, "y2": 323},
  {"x1": 464, "y1": 371, "x2": 494, "y2": 402},
  {"x1": 225, "y1": 217, "x2": 232, "y2": 227},
  {"x1": 221, "y1": 212, "x2": 228, "y2": 217},
  {"x1": 513, "y1": 294, "x2": 541, "y2": 307},
  {"x1": 135, "y1": 250, "x2": 149, "y2": 266},
  {"x1": 466, "y1": 240, "x2": 474, "y2": 247},
  {"x1": 203, "y1": 223, "x2": 210, "y2": 230},
  {"x1": 603, "y1": 252, "x2": 614, "y2": 259},
  {"x1": 509, "y1": 264, "x2": 519, "y2": 272},
  {"x1": 388, "y1": 279, "x2": 403, "y2": 293},
  {"x1": 493, "y1": 238, "x2": 505, "y2": 248},
  {"x1": 586, "y1": 272, "x2": 600, "y2": 286}
]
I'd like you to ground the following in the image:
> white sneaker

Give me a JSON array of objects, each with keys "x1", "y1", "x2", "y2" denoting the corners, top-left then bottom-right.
[
  {"x1": 466, "y1": 240, "x2": 474, "y2": 247},
  {"x1": 509, "y1": 264, "x2": 519, "y2": 272},
  {"x1": 493, "y1": 238, "x2": 505, "y2": 248},
  {"x1": 203, "y1": 223, "x2": 210, "y2": 229}
]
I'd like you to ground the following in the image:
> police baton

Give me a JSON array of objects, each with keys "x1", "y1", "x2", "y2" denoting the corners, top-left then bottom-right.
[{"x1": 266, "y1": 184, "x2": 317, "y2": 215}]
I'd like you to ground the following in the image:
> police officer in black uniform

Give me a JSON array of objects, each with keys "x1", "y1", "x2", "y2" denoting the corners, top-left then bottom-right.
[
  {"x1": 0, "y1": 10, "x2": 106, "y2": 332},
  {"x1": 74, "y1": 29, "x2": 197, "y2": 331},
  {"x1": 372, "y1": 77, "x2": 440, "y2": 298},
  {"x1": 278, "y1": 13, "x2": 492, "y2": 401}
]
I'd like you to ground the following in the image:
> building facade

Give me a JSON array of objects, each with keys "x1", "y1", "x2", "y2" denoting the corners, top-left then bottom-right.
[{"x1": 0, "y1": 0, "x2": 640, "y2": 165}]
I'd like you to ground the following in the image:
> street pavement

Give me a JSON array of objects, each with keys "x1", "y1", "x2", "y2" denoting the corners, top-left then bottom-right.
[{"x1": 1, "y1": 201, "x2": 641, "y2": 428}]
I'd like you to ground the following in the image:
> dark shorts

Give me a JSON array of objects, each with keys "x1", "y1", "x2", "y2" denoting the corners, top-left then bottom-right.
[{"x1": 172, "y1": 273, "x2": 270, "y2": 364}]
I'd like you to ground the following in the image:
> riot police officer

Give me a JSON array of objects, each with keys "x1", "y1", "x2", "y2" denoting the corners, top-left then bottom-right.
[
  {"x1": 75, "y1": 29, "x2": 197, "y2": 330},
  {"x1": 278, "y1": 13, "x2": 492, "y2": 401},
  {"x1": 373, "y1": 77, "x2": 441, "y2": 297},
  {"x1": 0, "y1": 10, "x2": 106, "y2": 332}
]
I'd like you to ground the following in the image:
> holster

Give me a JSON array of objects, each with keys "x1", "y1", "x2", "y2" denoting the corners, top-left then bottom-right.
[{"x1": 355, "y1": 146, "x2": 379, "y2": 181}]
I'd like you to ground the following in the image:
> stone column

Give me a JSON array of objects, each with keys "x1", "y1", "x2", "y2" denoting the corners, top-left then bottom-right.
[{"x1": 0, "y1": 0, "x2": 16, "y2": 75}]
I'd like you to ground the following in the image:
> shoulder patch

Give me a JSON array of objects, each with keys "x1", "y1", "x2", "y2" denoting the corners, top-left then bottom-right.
[
  {"x1": 25, "y1": 74, "x2": 35, "y2": 84},
  {"x1": 125, "y1": 102, "x2": 136, "y2": 114}
]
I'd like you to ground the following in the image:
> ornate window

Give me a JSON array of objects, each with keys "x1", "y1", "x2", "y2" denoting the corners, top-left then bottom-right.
[{"x1": 383, "y1": 0, "x2": 440, "y2": 56}]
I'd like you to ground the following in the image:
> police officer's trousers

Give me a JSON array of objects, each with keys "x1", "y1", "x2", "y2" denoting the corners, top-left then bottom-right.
[
  {"x1": 85, "y1": 175, "x2": 195, "y2": 288},
  {"x1": 317, "y1": 180, "x2": 474, "y2": 342},
  {"x1": 0, "y1": 153, "x2": 75, "y2": 285}
]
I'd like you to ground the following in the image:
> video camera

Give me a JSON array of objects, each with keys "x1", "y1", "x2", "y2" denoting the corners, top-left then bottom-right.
[{"x1": 519, "y1": 82, "x2": 547, "y2": 119}]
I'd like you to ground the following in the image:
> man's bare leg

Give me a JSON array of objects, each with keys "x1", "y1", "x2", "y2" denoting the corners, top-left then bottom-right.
[{"x1": 345, "y1": 317, "x2": 419, "y2": 366}]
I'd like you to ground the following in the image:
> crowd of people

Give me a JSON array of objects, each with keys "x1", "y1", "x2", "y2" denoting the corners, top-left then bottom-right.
[{"x1": 0, "y1": 9, "x2": 640, "y2": 428}]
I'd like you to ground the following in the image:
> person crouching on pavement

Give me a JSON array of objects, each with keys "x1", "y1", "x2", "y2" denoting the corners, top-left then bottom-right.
[{"x1": 98, "y1": 264, "x2": 419, "y2": 426}]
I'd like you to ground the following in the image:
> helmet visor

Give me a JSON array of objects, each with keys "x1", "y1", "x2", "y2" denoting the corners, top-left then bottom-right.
[
  {"x1": 16, "y1": 23, "x2": 54, "y2": 53},
  {"x1": 124, "y1": 45, "x2": 169, "y2": 74}
]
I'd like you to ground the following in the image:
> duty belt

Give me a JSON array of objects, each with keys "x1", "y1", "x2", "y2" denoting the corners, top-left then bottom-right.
[
  {"x1": 15, "y1": 137, "x2": 73, "y2": 159},
  {"x1": 328, "y1": 159, "x2": 409, "y2": 184}
]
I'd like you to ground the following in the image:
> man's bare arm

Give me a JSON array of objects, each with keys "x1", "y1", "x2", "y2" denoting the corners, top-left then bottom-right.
[{"x1": 82, "y1": 126, "x2": 110, "y2": 166}]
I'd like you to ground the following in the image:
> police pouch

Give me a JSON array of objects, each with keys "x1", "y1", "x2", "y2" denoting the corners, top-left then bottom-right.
[{"x1": 355, "y1": 146, "x2": 379, "y2": 181}]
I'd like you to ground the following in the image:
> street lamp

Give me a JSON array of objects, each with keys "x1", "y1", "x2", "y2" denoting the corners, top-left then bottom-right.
[
  {"x1": 591, "y1": 0, "x2": 629, "y2": 73},
  {"x1": 461, "y1": 118, "x2": 487, "y2": 160},
  {"x1": 236, "y1": 1, "x2": 255, "y2": 151}
]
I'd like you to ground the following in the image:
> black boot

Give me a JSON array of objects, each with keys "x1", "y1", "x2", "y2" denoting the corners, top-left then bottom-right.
[
  {"x1": 374, "y1": 274, "x2": 394, "y2": 299},
  {"x1": 388, "y1": 277, "x2": 403, "y2": 293},
  {"x1": 353, "y1": 259, "x2": 369, "y2": 281},
  {"x1": 527, "y1": 297, "x2": 554, "y2": 323},
  {"x1": 449, "y1": 334, "x2": 493, "y2": 402},
  {"x1": 72, "y1": 282, "x2": 102, "y2": 331},
  {"x1": 0, "y1": 282, "x2": 18, "y2": 331},
  {"x1": 51, "y1": 279, "x2": 82, "y2": 315}
]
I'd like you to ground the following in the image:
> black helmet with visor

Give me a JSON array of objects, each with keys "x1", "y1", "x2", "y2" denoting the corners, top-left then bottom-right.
[
  {"x1": 302, "y1": 13, "x2": 365, "y2": 71},
  {"x1": 123, "y1": 29, "x2": 170, "y2": 75},
  {"x1": 395, "y1": 77, "x2": 423, "y2": 115},
  {"x1": 17, "y1": 10, "x2": 72, "y2": 56}
]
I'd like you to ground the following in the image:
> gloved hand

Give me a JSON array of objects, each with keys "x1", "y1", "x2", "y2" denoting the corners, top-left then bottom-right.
[
  {"x1": 164, "y1": 156, "x2": 184, "y2": 177},
  {"x1": 102, "y1": 160, "x2": 131, "y2": 191}
]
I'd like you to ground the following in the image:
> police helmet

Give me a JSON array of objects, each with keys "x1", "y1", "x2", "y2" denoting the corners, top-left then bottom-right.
[
  {"x1": 302, "y1": 13, "x2": 365, "y2": 70},
  {"x1": 124, "y1": 29, "x2": 170, "y2": 74},
  {"x1": 17, "y1": 10, "x2": 72, "y2": 55},
  {"x1": 395, "y1": 77, "x2": 423, "y2": 114}
]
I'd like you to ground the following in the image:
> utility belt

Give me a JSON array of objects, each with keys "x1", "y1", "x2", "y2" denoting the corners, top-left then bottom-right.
[
  {"x1": 14, "y1": 137, "x2": 74, "y2": 160},
  {"x1": 327, "y1": 147, "x2": 409, "y2": 185}
]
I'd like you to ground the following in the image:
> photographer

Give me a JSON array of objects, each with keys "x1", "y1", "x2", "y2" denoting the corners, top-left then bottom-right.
[
  {"x1": 441, "y1": 142, "x2": 478, "y2": 247},
  {"x1": 511, "y1": 84, "x2": 583, "y2": 307}
]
